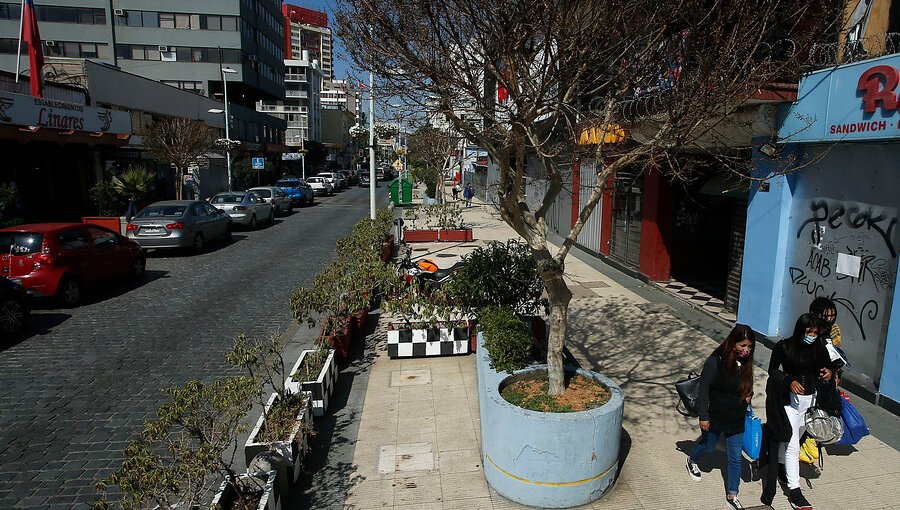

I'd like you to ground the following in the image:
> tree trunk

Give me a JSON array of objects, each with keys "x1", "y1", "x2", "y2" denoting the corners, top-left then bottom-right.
[
  {"x1": 175, "y1": 169, "x2": 183, "y2": 200},
  {"x1": 538, "y1": 256, "x2": 572, "y2": 396}
]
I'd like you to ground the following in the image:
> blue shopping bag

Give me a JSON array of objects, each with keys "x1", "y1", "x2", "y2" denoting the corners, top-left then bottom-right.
[
  {"x1": 743, "y1": 404, "x2": 762, "y2": 461},
  {"x1": 835, "y1": 397, "x2": 869, "y2": 445}
]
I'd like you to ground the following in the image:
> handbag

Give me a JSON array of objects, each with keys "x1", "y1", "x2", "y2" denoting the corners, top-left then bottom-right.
[
  {"x1": 834, "y1": 396, "x2": 869, "y2": 445},
  {"x1": 742, "y1": 404, "x2": 762, "y2": 461},
  {"x1": 675, "y1": 371, "x2": 701, "y2": 417},
  {"x1": 804, "y1": 407, "x2": 844, "y2": 444},
  {"x1": 799, "y1": 436, "x2": 820, "y2": 465}
]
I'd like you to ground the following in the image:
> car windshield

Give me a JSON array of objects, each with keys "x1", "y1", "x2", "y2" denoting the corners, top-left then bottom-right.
[
  {"x1": 211, "y1": 194, "x2": 245, "y2": 204},
  {"x1": 277, "y1": 180, "x2": 299, "y2": 187},
  {"x1": 252, "y1": 189, "x2": 272, "y2": 198},
  {"x1": 137, "y1": 205, "x2": 187, "y2": 218},
  {"x1": 0, "y1": 233, "x2": 44, "y2": 255}
]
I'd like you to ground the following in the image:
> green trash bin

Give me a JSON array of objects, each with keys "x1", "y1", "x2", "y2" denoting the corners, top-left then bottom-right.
[{"x1": 388, "y1": 177, "x2": 413, "y2": 205}]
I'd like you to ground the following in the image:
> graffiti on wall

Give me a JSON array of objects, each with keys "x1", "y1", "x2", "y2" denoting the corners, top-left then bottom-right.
[{"x1": 788, "y1": 199, "x2": 897, "y2": 350}]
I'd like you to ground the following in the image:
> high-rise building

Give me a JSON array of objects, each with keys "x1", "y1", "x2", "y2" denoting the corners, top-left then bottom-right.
[
  {"x1": 282, "y1": 4, "x2": 333, "y2": 85},
  {"x1": 258, "y1": 51, "x2": 322, "y2": 149},
  {"x1": 0, "y1": 0, "x2": 287, "y2": 147}
]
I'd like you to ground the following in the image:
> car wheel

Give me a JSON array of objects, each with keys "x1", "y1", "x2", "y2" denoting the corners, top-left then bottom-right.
[
  {"x1": 131, "y1": 255, "x2": 146, "y2": 280},
  {"x1": 268, "y1": 210, "x2": 275, "y2": 224},
  {"x1": 57, "y1": 277, "x2": 82, "y2": 307},
  {"x1": 249, "y1": 215, "x2": 257, "y2": 230},
  {"x1": 224, "y1": 223, "x2": 233, "y2": 241},
  {"x1": 193, "y1": 233, "x2": 205, "y2": 253},
  {"x1": 0, "y1": 297, "x2": 27, "y2": 334},
  {"x1": 288, "y1": 203, "x2": 294, "y2": 214}
]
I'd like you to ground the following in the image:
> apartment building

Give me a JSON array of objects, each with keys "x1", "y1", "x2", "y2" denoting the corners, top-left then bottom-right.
[
  {"x1": 258, "y1": 51, "x2": 322, "y2": 148},
  {"x1": 282, "y1": 3, "x2": 333, "y2": 85},
  {"x1": 0, "y1": 0, "x2": 286, "y2": 147}
]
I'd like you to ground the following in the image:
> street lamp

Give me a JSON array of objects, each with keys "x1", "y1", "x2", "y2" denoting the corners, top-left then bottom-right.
[{"x1": 209, "y1": 66, "x2": 238, "y2": 191}]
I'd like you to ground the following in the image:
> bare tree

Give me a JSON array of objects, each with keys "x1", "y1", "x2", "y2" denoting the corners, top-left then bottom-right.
[
  {"x1": 407, "y1": 125, "x2": 452, "y2": 197},
  {"x1": 338, "y1": 0, "x2": 839, "y2": 394},
  {"x1": 142, "y1": 118, "x2": 217, "y2": 200}
]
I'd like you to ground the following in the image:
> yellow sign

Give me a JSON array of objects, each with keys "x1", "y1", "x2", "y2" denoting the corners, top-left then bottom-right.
[
  {"x1": 578, "y1": 124, "x2": 626, "y2": 145},
  {"x1": 392, "y1": 159, "x2": 403, "y2": 170}
]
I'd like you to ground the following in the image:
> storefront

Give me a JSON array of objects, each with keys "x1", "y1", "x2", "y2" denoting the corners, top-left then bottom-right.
[{"x1": 739, "y1": 53, "x2": 900, "y2": 412}]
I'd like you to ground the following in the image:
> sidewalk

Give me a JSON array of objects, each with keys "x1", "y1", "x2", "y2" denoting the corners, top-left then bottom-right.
[{"x1": 313, "y1": 196, "x2": 900, "y2": 510}]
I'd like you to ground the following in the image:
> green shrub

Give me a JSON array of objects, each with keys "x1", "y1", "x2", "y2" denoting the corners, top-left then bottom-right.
[
  {"x1": 443, "y1": 240, "x2": 547, "y2": 318},
  {"x1": 480, "y1": 306, "x2": 533, "y2": 373},
  {"x1": 89, "y1": 181, "x2": 122, "y2": 217}
]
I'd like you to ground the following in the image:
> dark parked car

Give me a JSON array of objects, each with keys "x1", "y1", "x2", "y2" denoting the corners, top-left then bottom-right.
[
  {"x1": 0, "y1": 223, "x2": 146, "y2": 307},
  {"x1": 126, "y1": 200, "x2": 232, "y2": 252},
  {"x1": 0, "y1": 277, "x2": 30, "y2": 334}
]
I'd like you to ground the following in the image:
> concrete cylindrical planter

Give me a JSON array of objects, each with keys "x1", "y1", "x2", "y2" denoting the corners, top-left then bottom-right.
[
  {"x1": 286, "y1": 349, "x2": 338, "y2": 417},
  {"x1": 476, "y1": 333, "x2": 625, "y2": 508}
]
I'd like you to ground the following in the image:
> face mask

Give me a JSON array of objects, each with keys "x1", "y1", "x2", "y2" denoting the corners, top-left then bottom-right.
[
  {"x1": 736, "y1": 348, "x2": 751, "y2": 360},
  {"x1": 803, "y1": 334, "x2": 817, "y2": 345}
]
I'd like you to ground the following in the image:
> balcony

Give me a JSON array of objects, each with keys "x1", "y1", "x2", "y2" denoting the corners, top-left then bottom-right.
[{"x1": 286, "y1": 90, "x2": 308, "y2": 98}]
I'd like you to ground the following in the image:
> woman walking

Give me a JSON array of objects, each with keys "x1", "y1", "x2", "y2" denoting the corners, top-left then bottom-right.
[
  {"x1": 685, "y1": 324, "x2": 756, "y2": 510},
  {"x1": 765, "y1": 313, "x2": 835, "y2": 510}
]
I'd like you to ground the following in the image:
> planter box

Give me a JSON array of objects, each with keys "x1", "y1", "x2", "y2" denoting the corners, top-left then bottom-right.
[
  {"x1": 438, "y1": 228, "x2": 473, "y2": 242},
  {"x1": 403, "y1": 229, "x2": 439, "y2": 242},
  {"x1": 245, "y1": 392, "x2": 313, "y2": 497},
  {"x1": 476, "y1": 332, "x2": 625, "y2": 508},
  {"x1": 350, "y1": 307, "x2": 369, "y2": 335},
  {"x1": 211, "y1": 471, "x2": 280, "y2": 510},
  {"x1": 387, "y1": 321, "x2": 470, "y2": 358},
  {"x1": 82, "y1": 216, "x2": 124, "y2": 235},
  {"x1": 319, "y1": 317, "x2": 352, "y2": 363},
  {"x1": 286, "y1": 349, "x2": 338, "y2": 417}
]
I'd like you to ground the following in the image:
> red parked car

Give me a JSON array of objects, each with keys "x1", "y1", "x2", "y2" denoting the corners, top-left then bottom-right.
[{"x1": 0, "y1": 223, "x2": 146, "y2": 307}]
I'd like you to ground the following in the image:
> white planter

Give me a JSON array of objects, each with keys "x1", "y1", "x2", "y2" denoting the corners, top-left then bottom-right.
[
  {"x1": 285, "y1": 349, "x2": 337, "y2": 417},
  {"x1": 211, "y1": 471, "x2": 280, "y2": 510},
  {"x1": 244, "y1": 392, "x2": 313, "y2": 497},
  {"x1": 387, "y1": 321, "x2": 470, "y2": 358}
]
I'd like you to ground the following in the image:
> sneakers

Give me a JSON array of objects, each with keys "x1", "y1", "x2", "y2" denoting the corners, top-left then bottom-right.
[
  {"x1": 789, "y1": 488, "x2": 812, "y2": 510},
  {"x1": 726, "y1": 495, "x2": 744, "y2": 509},
  {"x1": 686, "y1": 458, "x2": 701, "y2": 481}
]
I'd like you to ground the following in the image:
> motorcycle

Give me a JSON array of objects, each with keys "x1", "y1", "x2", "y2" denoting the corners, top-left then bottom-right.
[{"x1": 397, "y1": 247, "x2": 465, "y2": 291}]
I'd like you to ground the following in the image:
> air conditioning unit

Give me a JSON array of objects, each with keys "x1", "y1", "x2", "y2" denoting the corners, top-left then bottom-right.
[
  {"x1": 113, "y1": 8, "x2": 126, "y2": 16},
  {"x1": 248, "y1": 54, "x2": 258, "y2": 62},
  {"x1": 45, "y1": 40, "x2": 56, "y2": 47},
  {"x1": 158, "y1": 45, "x2": 169, "y2": 52}
]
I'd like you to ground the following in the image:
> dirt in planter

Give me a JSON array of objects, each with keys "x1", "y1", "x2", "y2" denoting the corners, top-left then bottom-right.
[
  {"x1": 255, "y1": 394, "x2": 308, "y2": 443},
  {"x1": 228, "y1": 489, "x2": 263, "y2": 510},
  {"x1": 293, "y1": 349, "x2": 328, "y2": 381},
  {"x1": 501, "y1": 374, "x2": 610, "y2": 412}
]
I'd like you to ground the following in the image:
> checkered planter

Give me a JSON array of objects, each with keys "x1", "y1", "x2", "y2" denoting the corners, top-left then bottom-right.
[
  {"x1": 286, "y1": 349, "x2": 337, "y2": 417},
  {"x1": 387, "y1": 324, "x2": 471, "y2": 358}
]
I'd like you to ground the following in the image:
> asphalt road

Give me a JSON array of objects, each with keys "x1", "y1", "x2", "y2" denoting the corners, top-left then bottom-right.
[{"x1": 0, "y1": 185, "x2": 387, "y2": 509}]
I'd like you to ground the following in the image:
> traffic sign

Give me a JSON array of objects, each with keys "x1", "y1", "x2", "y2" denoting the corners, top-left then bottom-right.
[{"x1": 251, "y1": 157, "x2": 265, "y2": 170}]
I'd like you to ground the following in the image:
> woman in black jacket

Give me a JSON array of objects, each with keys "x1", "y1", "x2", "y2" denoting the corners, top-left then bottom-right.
[
  {"x1": 685, "y1": 324, "x2": 756, "y2": 510},
  {"x1": 766, "y1": 313, "x2": 835, "y2": 510}
]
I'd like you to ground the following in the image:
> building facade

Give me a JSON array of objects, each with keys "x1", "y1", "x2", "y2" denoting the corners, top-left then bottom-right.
[
  {"x1": 740, "y1": 52, "x2": 900, "y2": 413},
  {"x1": 0, "y1": 0, "x2": 286, "y2": 148},
  {"x1": 258, "y1": 53, "x2": 322, "y2": 149},
  {"x1": 281, "y1": 3, "x2": 332, "y2": 85}
]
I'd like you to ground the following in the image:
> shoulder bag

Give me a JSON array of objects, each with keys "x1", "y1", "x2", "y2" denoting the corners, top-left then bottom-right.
[{"x1": 675, "y1": 371, "x2": 701, "y2": 417}]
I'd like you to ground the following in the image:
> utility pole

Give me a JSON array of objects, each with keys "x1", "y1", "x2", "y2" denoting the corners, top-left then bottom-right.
[{"x1": 368, "y1": 69, "x2": 376, "y2": 220}]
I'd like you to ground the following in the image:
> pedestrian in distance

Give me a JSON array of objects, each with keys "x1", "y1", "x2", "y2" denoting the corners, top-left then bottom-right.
[
  {"x1": 452, "y1": 182, "x2": 460, "y2": 201},
  {"x1": 685, "y1": 324, "x2": 756, "y2": 510},
  {"x1": 809, "y1": 297, "x2": 844, "y2": 386},
  {"x1": 764, "y1": 313, "x2": 836, "y2": 510},
  {"x1": 463, "y1": 183, "x2": 474, "y2": 207}
]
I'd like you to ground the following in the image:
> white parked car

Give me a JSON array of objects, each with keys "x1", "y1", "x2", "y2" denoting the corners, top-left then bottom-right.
[
  {"x1": 306, "y1": 176, "x2": 334, "y2": 196},
  {"x1": 316, "y1": 172, "x2": 344, "y2": 190},
  {"x1": 210, "y1": 191, "x2": 274, "y2": 229}
]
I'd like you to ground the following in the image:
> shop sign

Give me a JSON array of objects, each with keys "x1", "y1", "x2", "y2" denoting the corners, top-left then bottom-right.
[
  {"x1": 780, "y1": 53, "x2": 900, "y2": 143},
  {"x1": 0, "y1": 90, "x2": 131, "y2": 135}
]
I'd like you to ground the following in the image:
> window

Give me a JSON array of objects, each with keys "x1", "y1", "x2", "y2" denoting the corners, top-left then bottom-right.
[
  {"x1": 175, "y1": 13, "x2": 190, "y2": 29},
  {"x1": 203, "y1": 204, "x2": 219, "y2": 216},
  {"x1": 87, "y1": 228, "x2": 118, "y2": 249},
  {"x1": 57, "y1": 230, "x2": 88, "y2": 251},
  {"x1": 159, "y1": 13, "x2": 174, "y2": 28}
]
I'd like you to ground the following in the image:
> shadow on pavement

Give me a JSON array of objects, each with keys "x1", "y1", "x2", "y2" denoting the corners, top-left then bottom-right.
[{"x1": 0, "y1": 312, "x2": 71, "y2": 351}]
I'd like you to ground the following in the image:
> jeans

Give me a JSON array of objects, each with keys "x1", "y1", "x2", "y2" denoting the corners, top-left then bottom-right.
[{"x1": 690, "y1": 427, "x2": 744, "y2": 495}]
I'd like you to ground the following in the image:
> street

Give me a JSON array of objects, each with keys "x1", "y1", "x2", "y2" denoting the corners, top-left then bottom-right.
[{"x1": 0, "y1": 186, "x2": 384, "y2": 509}]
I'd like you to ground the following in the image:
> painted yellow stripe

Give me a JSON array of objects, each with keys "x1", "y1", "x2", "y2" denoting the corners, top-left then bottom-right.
[{"x1": 485, "y1": 454, "x2": 616, "y2": 487}]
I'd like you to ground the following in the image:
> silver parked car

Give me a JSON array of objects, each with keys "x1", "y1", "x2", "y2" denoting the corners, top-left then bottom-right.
[
  {"x1": 126, "y1": 200, "x2": 232, "y2": 252},
  {"x1": 249, "y1": 186, "x2": 293, "y2": 216},
  {"x1": 305, "y1": 176, "x2": 334, "y2": 196},
  {"x1": 210, "y1": 191, "x2": 275, "y2": 229}
]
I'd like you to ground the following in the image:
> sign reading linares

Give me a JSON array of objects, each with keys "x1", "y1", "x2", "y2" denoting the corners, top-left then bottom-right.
[{"x1": 0, "y1": 90, "x2": 131, "y2": 135}]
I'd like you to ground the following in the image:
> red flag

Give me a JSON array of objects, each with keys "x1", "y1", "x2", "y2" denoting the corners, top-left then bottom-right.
[{"x1": 22, "y1": 0, "x2": 44, "y2": 98}]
